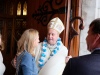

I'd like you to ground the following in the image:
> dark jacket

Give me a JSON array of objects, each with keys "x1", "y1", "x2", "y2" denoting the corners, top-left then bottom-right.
[
  {"x1": 16, "y1": 50, "x2": 38, "y2": 75},
  {"x1": 62, "y1": 49, "x2": 100, "y2": 75}
]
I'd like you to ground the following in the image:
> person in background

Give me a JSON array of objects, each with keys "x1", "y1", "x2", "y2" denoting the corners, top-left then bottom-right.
[
  {"x1": 16, "y1": 29, "x2": 39, "y2": 75},
  {"x1": 0, "y1": 33, "x2": 5, "y2": 75},
  {"x1": 35, "y1": 17, "x2": 69, "y2": 75},
  {"x1": 62, "y1": 18, "x2": 100, "y2": 75}
]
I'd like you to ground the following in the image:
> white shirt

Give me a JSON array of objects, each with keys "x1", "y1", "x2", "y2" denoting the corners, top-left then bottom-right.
[
  {"x1": 0, "y1": 51, "x2": 5, "y2": 75},
  {"x1": 35, "y1": 42, "x2": 68, "y2": 75}
]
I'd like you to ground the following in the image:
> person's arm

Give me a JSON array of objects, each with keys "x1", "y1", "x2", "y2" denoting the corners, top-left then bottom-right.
[{"x1": 11, "y1": 55, "x2": 17, "y2": 68}]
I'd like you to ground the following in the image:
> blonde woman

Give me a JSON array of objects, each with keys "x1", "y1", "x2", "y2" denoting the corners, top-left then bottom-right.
[
  {"x1": 16, "y1": 29, "x2": 39, "y2": 75},
  {"x1": 0, "y1": 33, "x2": 5, "y2": 75}
]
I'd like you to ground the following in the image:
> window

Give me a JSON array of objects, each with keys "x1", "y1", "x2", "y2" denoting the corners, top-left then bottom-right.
[
  {"x1": 17, "y1": 2, "x2": 21, "y2": 15},
  {"x1": 17, "y1": 1, "x2": 27, "y2": 16},
  {"x1": 23, "y1": 1, "x2": 27, "y2": 15}
]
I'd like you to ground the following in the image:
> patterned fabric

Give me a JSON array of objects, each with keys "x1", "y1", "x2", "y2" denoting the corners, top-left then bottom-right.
[{"x1": 38, "y1": 38, "x2": 61, "y2": 68}]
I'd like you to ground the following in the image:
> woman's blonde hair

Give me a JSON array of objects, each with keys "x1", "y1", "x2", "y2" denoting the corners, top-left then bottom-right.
[
  {"x1": 17, "y1": 29, "x2": 39, "y2": 56},
  {"x1": 0, "y1": 33, "x2": 4, "y2": 51}
]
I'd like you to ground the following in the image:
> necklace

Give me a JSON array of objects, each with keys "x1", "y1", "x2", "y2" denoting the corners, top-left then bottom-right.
[{"x1": 38, "y1": 37, "x2": 61, "y2": 68}]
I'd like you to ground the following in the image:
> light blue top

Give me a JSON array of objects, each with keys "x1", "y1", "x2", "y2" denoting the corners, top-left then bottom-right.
[{"x1": 16, "y1": 50, "x2": 38, "y2": 75}]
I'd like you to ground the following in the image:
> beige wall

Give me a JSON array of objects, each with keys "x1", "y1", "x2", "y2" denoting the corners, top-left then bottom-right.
[{"x1": 79, "y1": 0, "x2": 97, "y2": 55}]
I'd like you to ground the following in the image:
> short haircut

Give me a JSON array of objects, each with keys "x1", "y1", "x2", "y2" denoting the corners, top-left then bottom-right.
[{"x1": 89, "y1": 18, "x2": 100, "y2": 34}]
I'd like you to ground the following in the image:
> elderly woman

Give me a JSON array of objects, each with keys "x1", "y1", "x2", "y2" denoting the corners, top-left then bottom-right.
[
  {"x1": 0, "y1": 33, "x2": 5, "y2": 75},
  {"x1": 35, "y1": 17, "x2": 68, "y2": 75}
]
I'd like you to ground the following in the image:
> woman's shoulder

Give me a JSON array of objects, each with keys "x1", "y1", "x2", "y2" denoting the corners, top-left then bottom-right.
[
  {"x1": 21, "y1": 50, "x2": 35, "y2": 64},
  {"x1": 23, "y1": 50, "x2": 34, "y2": 58}
]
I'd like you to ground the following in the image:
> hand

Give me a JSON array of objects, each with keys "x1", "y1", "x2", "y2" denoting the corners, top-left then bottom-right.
[
  {"x1": 11, "y1": 56, "x2": 17, "y2": 68},
  {"x1": 65, "y1": 55, "x2": 72, "y2": 63}
]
